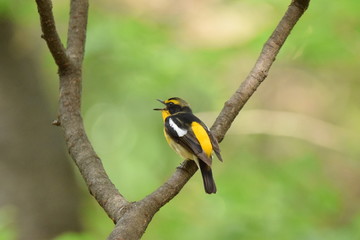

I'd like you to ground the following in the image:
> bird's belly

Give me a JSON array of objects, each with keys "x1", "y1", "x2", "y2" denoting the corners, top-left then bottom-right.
[
  {"x1": 164, "y1": 130, "x2": 196, "y2": 161},
  {"x1": 169, "y1": 140, "x2": 196, "y2": 161}
]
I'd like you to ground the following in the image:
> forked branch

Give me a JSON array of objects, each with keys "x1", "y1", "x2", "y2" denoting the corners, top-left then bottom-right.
[
  {"x1": 110, "y1": 0, "x2": 310, "y2": 239},
  {"x1": 35, "y1": 0, "x2": 310, "y2": 239},
  {"x1": 35, "y1": 0, "x2": 128, "y2": 223}
]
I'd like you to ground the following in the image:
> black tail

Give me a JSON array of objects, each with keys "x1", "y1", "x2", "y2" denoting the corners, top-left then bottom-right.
[{"x1": 198, "y1": 160, "x2": 217, "y2": 194}]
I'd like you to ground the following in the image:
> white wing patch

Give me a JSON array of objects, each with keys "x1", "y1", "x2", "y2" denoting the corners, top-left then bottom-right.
[{"x1": 169, "y1": 118, "x2": 187, "y2": 137}]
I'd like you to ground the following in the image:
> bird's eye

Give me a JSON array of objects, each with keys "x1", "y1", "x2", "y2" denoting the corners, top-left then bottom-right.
[{"x1": 168, "y1": 102, "x2": 174, "y2": 106}]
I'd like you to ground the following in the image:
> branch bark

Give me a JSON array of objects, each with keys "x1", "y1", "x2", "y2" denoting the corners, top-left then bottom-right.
[
  {"x1": 35, "y1": 0, "x2": 310, "y2": 239},
  {"x1": 36, "y1": 0, "x2": 69, "y2": 70},
  {"x1": 109, "y1": 0, "x2": 310, "y2": 239},
  {"x1": 35, "y1": 0, "x2": 129, "y2": 223},
  {"x1": 211, "y1": 0, "x2": 310, "y2": 142}
]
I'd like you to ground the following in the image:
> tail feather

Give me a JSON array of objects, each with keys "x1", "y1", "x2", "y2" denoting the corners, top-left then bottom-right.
[{"x1": 198, "y1": 160, "x2": 217, "y2": 194}]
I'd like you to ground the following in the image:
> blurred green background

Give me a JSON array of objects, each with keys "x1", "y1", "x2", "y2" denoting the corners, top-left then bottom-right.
[{"x1": 1, "y1": 0, "x2": 360, "y2": 239}]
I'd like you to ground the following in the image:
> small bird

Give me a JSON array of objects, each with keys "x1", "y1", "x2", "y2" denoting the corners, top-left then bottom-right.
[{"x1": 154, "y1": 97, "x2": 222, "y2": 194}]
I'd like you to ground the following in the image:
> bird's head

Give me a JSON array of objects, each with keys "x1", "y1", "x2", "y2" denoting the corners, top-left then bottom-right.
[{"x1": 154, "y1": 97, "x2": 192, "y2": 119}]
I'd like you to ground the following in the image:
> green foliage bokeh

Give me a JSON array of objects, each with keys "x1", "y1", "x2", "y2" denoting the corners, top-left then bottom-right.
[{"x1": 1, "y1": 0, "x2": 360, "y2": 239}]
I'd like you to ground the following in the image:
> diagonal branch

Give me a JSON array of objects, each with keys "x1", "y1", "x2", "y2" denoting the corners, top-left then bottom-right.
[
  {"x1": 211, "y1": 0, "x2": 310, "y2": 141},
  {"x1": 108, "y1": 160, "x2": 199, "y2": 240},
  {"x1": 35, "y1": 0, "x2": 129, "y2": 223},
  {"x1": 35, "y1": 0, "x2": 70, "y2": 70},
  {"x1": 106, "y1": 0, "x2": 311, "y2": 238},
  {"x1": 37, "y1": 0, "x2": 311, "y2": 239},
  {"x1": 147, "y1": 0, "x2": 310, "y2": 204}
]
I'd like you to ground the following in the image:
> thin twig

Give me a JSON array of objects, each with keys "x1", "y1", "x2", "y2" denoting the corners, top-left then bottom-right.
[
  {"x1": 211, "y1": 0, "x2": 310, "y2": 142},
  {"x1": 35, "y1": 0, "x2": 69, "y2": 70}
]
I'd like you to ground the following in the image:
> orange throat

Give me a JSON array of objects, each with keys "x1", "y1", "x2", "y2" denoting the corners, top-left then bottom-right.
[{"x1": 161, "y1": 110, "x2": 170, "y2": 122}]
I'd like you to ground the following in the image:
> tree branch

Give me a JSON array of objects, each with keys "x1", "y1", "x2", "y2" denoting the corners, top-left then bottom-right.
[
  {"x1": 66, "y1": 0, "x2": 88, "y2": 65},
  {"x1": 35, "y1": 0, "x2": 70, "y2": 70},
  {"x1": 107, "y1": 0, "x2": 311, "y2": 238},
  {"x1": 211, "y1": 0, "x2": 310, "y2": 142},
  {"x1": 108, "y1": 160, "x2": 198, "y2": 240},
  {"x1": 35, "y1": 0, "x2": 128, "y2": 223},
  {"x1": 36, "y1": 0, "x2": 310, "y2": 239}
]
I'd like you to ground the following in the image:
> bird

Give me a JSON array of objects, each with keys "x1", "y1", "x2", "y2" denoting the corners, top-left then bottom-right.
[{"x1": 154, "y1": 97, "x2": 222, "y2": 194}]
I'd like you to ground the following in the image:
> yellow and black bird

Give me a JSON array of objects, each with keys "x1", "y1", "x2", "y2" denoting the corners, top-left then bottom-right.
[{"x1": 154, "y1": 97, "x2": 222, "y2": 194}]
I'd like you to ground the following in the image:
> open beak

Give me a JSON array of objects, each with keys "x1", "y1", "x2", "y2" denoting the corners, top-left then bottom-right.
[{"x1": 153, "y1": 99, "x2": 165, "y2": 111}]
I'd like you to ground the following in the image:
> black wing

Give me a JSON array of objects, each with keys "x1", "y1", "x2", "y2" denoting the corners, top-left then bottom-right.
[
  {"x1": 205, "y1": 125, "x2": 223, "y2": 162},
  {"x1": 189, "y1": 115, "x2": 223, "y2": 162},
  {"x1": 165, "y1": 113, "x2": 212, "y2": 166}
]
